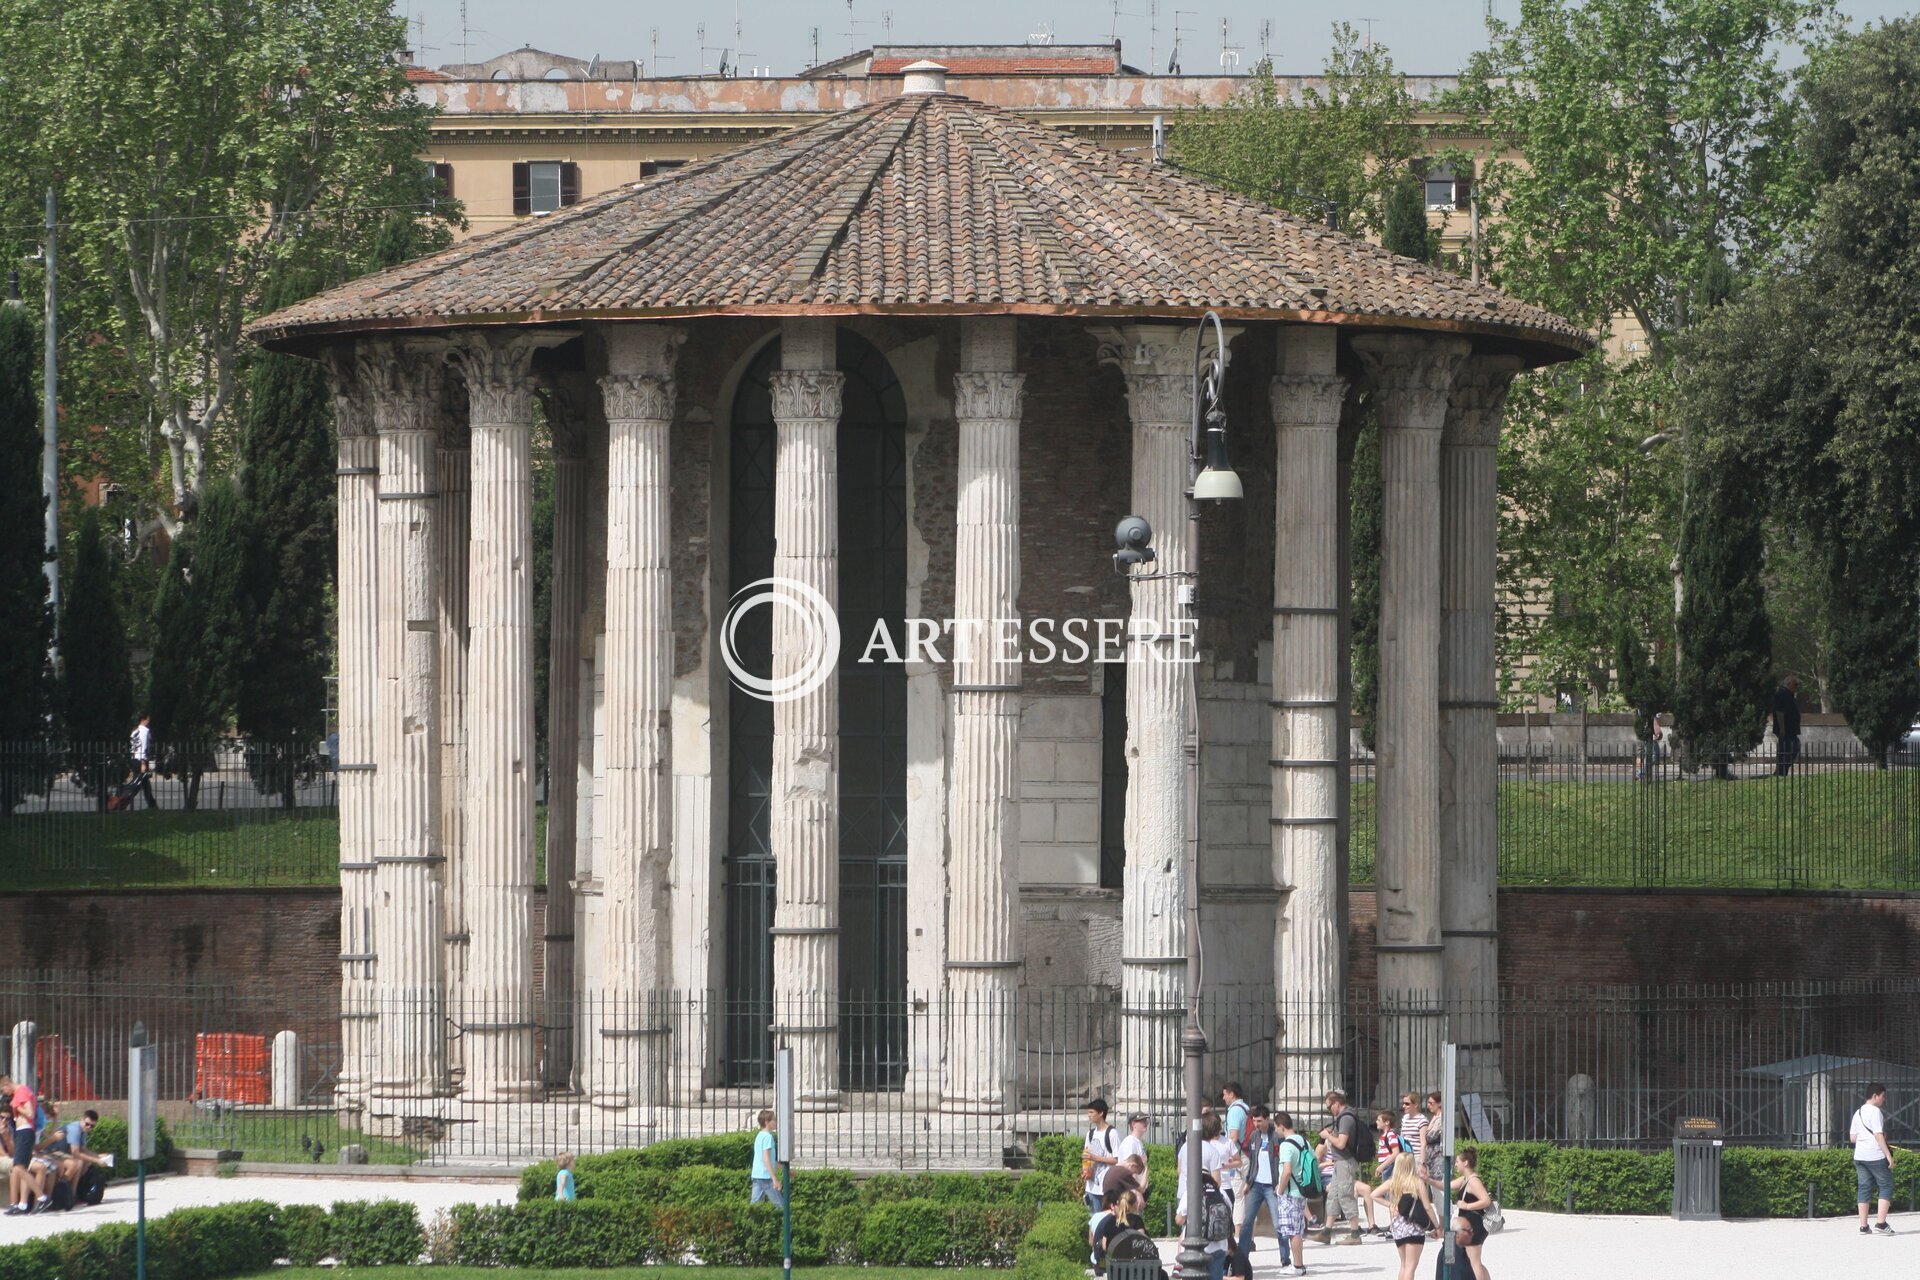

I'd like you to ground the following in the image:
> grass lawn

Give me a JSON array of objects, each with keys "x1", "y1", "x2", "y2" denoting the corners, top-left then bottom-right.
[
  {"x1": 1352, "y1": 767, "x2": 1920, "y2": 889},
  {"x1": 4, "y1": 807, "x2": 547, "y2": 890},
  {"x1": 253, "y1": 1270, "x2": 1002, "y2": 1280},
  {"x1": 169, "y1": 1112, "x2": 423, "y2": 1165}
]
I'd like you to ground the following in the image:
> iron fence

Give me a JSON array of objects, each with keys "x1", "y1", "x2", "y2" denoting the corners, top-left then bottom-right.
[
  {"x1": 1349, "y1": 741, "x2": 1920, "y2": 889},
  {"x1": 3, "y1": 973, "x2": 1914, "y2": 1168}
]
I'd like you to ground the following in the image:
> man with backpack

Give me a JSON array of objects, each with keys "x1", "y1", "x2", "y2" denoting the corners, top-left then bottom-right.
[
  {"x1": 1313, "y1": 1089, "x2": 1365, "y2": 1246},
  {"x1": 1270, "y1": 1111, "x2": 1316, "y2": 1277},
  {"x1": 1082, "y1": 1098, "x2": 1120, "y2": 1214}
]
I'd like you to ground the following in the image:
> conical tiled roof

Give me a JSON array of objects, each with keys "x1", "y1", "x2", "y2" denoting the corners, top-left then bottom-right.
[{"x1": 250, "y1": 90, "x2": 1588, "y2": 361}]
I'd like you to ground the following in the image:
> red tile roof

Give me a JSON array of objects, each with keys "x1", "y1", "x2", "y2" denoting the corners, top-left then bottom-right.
[
  {"x1": 405, "y1": 66, "x2": 452, "y2": 82},
  {"x1": 250, "y1": 92, "x2": 1588, "y2": 362}
]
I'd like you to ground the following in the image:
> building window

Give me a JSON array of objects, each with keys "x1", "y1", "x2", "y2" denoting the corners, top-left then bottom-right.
[
  {"x1": 639, "y1": 159, "x2": 687, "y2": 178},
  {"x1": 511, "y1": 160, "x2": 580, "y2": 216},
  {"x1": 1423, "y1": 164, "x2": 1473, "y2": 212},
  {"x1": 426, "y1": 162, "x2": 454, "y2": 203}
]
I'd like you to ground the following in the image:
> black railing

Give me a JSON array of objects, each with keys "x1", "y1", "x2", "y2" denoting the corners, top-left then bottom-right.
[{"x1": 4, "y1": 973, "x2": 1914, "y2": 1166}]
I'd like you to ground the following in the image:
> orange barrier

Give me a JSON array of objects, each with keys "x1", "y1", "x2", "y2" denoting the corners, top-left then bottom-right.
[
  {"x1": 36, "y1": 1036, "x2": 96, "y2": 1101},
  {"x1": 191, "y1": 1032, "x2": 269, "y2": 1104}
]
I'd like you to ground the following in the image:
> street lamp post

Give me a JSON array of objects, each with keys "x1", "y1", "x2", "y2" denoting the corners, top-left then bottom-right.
[{"x1": 1113, "y1": 310, "x2": 1241, "y2": 1280}]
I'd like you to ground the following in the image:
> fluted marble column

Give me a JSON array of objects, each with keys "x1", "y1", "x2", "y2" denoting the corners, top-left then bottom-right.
[
  {"x1": 1268, "y1": 327, "x2": 1350, "y2": 1115},
  {"x1": 320, "y1": 348, "x2": 379, "y2": 1106},
  {"x1": 1440, "y1": 355, "x2": 1521, "y2": 1111},
  {"x1": 593, "y1": 325, "x2": 683, "y2": 1112},
  {"x1": 943, "y1": 317, "x2": 1025, "y2": 1114},
  {"x1": 436, "y1": 379, "x2": 471, "y2": 1086},
  {"x1": 1093, "y1": 322, "x2": 1237, "y2": 1118},
  {"x1": 1354, "y1": 333, "x2": 1469, "y2": 1098},
  {"x1": 541, "y1": 373, "x2": 592, "y2": 1092},
  {"x1": 364, "y1": 341, "x2": 448, "y2": 1098},
  {"x1": 770, "y1": 319, "x2": 844, "y2": 1109},
  {"x1": 448, "y1": 330, "x2": 569, "y2": 1101}
]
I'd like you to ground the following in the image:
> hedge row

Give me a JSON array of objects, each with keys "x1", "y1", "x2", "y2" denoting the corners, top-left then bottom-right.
[
  {"x1": 0, "y1": 1198, "x2": 421, "y2": 1280},
  {"x1": 446, "y1": 1197, "x2": 1035, "y2": 1268},
  {"x1": 1476, "y1": 1141, "x2": 1919, "y2": 1217},
  {"x1": 1039, "y1": 1131, "x2": 1916, "y2": 1221}
]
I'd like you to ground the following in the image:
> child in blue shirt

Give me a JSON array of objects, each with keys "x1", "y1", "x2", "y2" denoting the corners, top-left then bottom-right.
[
  {"x1": 554, "y1": 1152, "x2": 577, "y2": 1201},
  {"x1": 750, "y1": 1108, "x2": 784, "y2": 1205}
]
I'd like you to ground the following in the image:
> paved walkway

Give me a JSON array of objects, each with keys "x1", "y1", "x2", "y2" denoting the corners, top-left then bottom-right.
[{"x1": 1166, "y1": 1209, "x2": 1917, "y2": 1280}]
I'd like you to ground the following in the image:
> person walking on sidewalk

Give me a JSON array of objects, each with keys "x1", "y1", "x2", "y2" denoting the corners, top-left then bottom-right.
[
  {"x1": 750, "y1": 1109, "x2": 784, "y2": 1206},
  {"x1": 1083, "y1": 1099, "x2": 1120, "y2": 1215},
  {"x1": 1851, "y1": 1082, "x2": 1896, "y2": 1235},
  {"x1": 1313, "y1": 1089, "x2": 1365, "y2": 1245},
  {"x1": 1235, "y1": 1107, "x2": 1284, "y2": 1265},
  {"x1": 1772, "y1": 675, "x2": 1802, "y2": 776},
  {"x1": 127, "y1": 713, "x2": 158, "y2": 810},
  {"x1": 1372, "y1": 1153, "x2": 1440, "y2": 1280}
]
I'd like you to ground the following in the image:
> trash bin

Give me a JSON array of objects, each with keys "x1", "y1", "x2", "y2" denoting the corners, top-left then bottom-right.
[{"x1": 1672, "y1": 1116, "x2": 1723, "y2": 1220}]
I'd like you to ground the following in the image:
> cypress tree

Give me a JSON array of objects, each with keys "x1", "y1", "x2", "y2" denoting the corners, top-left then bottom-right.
[
  {"x1": 1823, "y1": 531, "x2": 1920, "y2": 764},
  {"x1": 1615, "y1": 621, "x2": 1670, "y2": 777},
  {"x1": 60, "y1": 507, "x2": 133, "y2": 804},
  {"x1": 1672, "y1": 454, "x2": 1773, "y2": 777},
  {"x1": 0, "y1": 299, "x2": 53, "y2": 811},
  {"x1": 1381, "y1": 173, "x2": 1436, "y2": 262},
  {"x1": 236, "y1": 270, "x2": 335, "y2": 808},
  {"x1": 148, "y1": 477, "x2": 246, "y2": 808}
]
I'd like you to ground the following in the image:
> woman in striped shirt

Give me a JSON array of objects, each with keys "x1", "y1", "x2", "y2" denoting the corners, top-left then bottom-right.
[{"x1": 1354, "y1": 1109, "x2": 1405, "y2": 1235}]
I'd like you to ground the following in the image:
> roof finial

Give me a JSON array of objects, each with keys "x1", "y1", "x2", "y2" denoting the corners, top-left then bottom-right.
[{"x1": 900, "y1": 58, "x2": 948, "y2": 95}]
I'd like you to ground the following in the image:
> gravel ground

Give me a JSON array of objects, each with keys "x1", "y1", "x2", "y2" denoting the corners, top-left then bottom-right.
[
  {"x1": 0, "y1": 1173, "x2": 515, "y2": 1242},
  {"x1": 1182, "y1": 1209, "x2": 1917, "y2": 1279}
]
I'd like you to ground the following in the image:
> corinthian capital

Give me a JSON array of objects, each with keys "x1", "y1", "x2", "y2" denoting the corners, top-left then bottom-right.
[
  {"x1": 598, "y1": 372, "x2": 675, "y2": 424},
  {"x1": 770, "y1": 369, "x2": 844, "y2": 423},
  {"x1": 1352, "y1": 334, "x2": 1471, "y2": 432},
  {"x1": 358, "y1": 340, "x2": 448, "y2": 436},
  {"x1": 319, "y1": 345, "x2": 374, "y2": 440},
  {"x1": 953, "y1": 370, "x2": 1024, "y2": 422},
  {"x1": 542, "y1": 371, "x2": 597, "y2": 456},
  {"x1": 1270, "y1": 373, "x2": 1348, "y2": 432},
  {"x1": 1442, "y1": 355, "x2": 1525, "y2": 448},
  {"x1": 1092, "y1": 321, "x2": 1243, "y2": 427},
  {"x1": 446, "y1": 329, "x2": 575, "y2": 427}
]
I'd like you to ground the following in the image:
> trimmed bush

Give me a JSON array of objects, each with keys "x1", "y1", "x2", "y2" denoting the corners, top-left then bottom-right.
[
  {"x1": 87, "y1": 1115, "x2": 175, "y2": 1179},
  {"x1": 146, "y1": 1201, "x2": 281, "y2": 1280},
  {"x1": 818, "y1": 1202, "x2": 867, "y2": 1264},
  {"x1": 858, "y1": 1198, "x2": 954, "y2": 1267},
  {"x1": 1014, "y1": 1199, "x2": 1090, "y2": 1278},
  {"x1": 327, "y1": 1199, "x2": 423, "y2": 1266},
  {"x1": 1032, "y1": 1132, "x2": 1081, "y2": 1178},
  {"x1": 277, "y1": 1203, "x2": 331, "y2": 1266}
]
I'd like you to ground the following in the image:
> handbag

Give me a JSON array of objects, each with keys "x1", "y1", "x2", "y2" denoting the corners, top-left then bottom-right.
[{"x1": 1482, "y1": 1201, "x2": 1505, "y2": 1233}]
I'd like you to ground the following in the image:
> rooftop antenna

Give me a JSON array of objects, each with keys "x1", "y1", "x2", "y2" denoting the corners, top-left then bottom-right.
[
  {"x1": 1258, "y1": 18, "x2": 1272, "y2": 63},
  {"x1": 458, "y1": 0, "x2": 470, "y2": 63},
  {"x1": 1148, "y1": 0, "x2": 1159, "y2": 73},
  {"x1": 1169, "y1": 8, "x2": 1195, "y2": 74},
  {"x1": 881, "y1": 10, "x2": 892, "y2": 42},
  {"x1": 1029, "y1": 21, "x2": 1055, "y2": 44},
  {"x1": 1361, "y1": 17, "x2": 1379, "y2": 50},
  {"x1": 844, "y1": 0, "x2": 857, "y2": 55},
  {"x1": 810, "y1": 26, "x2": 820, "y2": 67},
  {"x1": 1217, "y1": 17, "x2": 1240, "y2": 69}
]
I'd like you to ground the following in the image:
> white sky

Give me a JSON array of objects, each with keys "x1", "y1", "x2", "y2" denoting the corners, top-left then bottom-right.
[{"x1": 395, "y1": 0, "x2": 1914, "y2": 78}]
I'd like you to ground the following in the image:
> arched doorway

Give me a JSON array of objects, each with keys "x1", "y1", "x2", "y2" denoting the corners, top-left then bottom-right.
[{"x1": 723, "y1": 331, "x2": 909, "y2": 1086}]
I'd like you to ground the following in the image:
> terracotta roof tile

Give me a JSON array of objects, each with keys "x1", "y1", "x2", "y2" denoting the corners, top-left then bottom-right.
[
  {"x1": 251, "y1": 92, "x2": 1589, "y2": 362},
  {"x1": 869, "y1": 55, "x2": 1118, "y2": 75}
]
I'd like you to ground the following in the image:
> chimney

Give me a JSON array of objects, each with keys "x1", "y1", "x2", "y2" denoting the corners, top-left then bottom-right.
[{"x1": 900, "y1": 59, "x2": 949, "y2": 95}]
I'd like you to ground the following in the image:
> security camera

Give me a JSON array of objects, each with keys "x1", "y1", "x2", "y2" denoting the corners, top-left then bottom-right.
[{"x1": 1113, "y1": 515, "x2": 1156, "y2": 573}]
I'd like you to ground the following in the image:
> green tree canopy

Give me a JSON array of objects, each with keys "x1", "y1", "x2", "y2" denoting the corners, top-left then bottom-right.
[
  {"x1": 0, "y1": 0, "x2": 455, "y2": 541},
  {"x1": 1172, "y1": 24, "x2": 1423, "y2": 239},
  {"x1": 59, "y1": 507, "x2": 133, "y2": 798},
  {"x1": 1454, "y1": 0, "x2": 1835, "y2": 355}
]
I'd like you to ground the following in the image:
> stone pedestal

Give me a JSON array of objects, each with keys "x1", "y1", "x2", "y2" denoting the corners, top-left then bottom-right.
[
  {"x1": 1353, "y1": 333, "x2": 1468, "y2": 1099},
  {"x1": 770, "y1": 318, "x2": 845, "y2": 1110},
  {"x1": 1268, "y1": 327, "x2": 1349, "y2": 1115},
  {"x1": 321, "y1": 349, "x2": 379, "y2": 1106},
  {"x1": 1439, "y1": 356, "x2": 1521, "y2": 1110},
  {"x1": 449, "y1": 332, "x2": 568, "y2": 1101},
  {"x1": 594, "y1": 325, "x2": 684, "y2": 1111},
  {"x1": 271, "y1": 1030, "x2": 300, "y2": 1109},
  {"x1": 943, "y1": 317, "x2": 1024, "y2": 1114},
  {"x1": 365, "y1": 341, "x2": 448, "y2": 1099}
]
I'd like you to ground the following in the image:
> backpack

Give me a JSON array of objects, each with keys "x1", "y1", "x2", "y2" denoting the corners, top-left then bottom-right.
[
  {"x1": 78, "y1": 1166, "x2": 106, "y2": 1206},
  {"x1": 1201, "y1": 1184, "x2": 1234, "y2": 1242},
  {"x1": 1281, "y1": 1134, "x2": 1321, "y2": 1198},
  {"x1": 48, "y1": 1178, "x2": 74, "y2": 1212}
]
